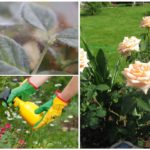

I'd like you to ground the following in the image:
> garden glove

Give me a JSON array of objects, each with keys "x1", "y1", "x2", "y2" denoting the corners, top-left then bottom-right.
[
  {"x1": 33, "y1": 91, "x2": 68, "y2": 129},
  {"x1": 7, "y1": 79, "x2": 38, "y2": 105}
]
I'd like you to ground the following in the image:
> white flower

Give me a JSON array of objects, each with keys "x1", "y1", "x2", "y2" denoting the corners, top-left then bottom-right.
[
  {"x1": 54, "y1": 83, "x2": 62, "y2": 87},
  {"x1": 16, "y1": 129, "x2": 21, "y2": 132},
  {"x1": 118, "y1": 36, "x2": 141, "y2": 56},
  {"x1": 50, "y1": 123, "x2": 54, "y2": 127},
  {"x1": 80, "y1": 48, "x2": 89, "y2": 72},
  {"x1": 64, "y1": 120, "x2": 69, "y2": 123},
  {"x1": 62, "y1": 127, "x2": 68, "y2": 132},
  {"x1": 5, "y1": 111, "x2": 10, "y2": 117},
  {"x1": 7, "y1": 117, "x2": 13, "y2": 120},
  {"x1": 141, "y1": 16, "x2": 150, "y2": 28},
  {"x1": 33, "y1": 141, "x2": 38, "y2": 145},
  {"x1": 25, "y1": 130, "x2": 30, "y2": 134},
  {"x1": 68, "y1": 115, "x2": 73, "y2": 119},
  {"x1": 22, "y1": 121, "x2": 27, "y2": 124},
  {"x1": 16, "y1": 115, "x2": 22, "y2": 119},
  {"x1": 122, "y1": 61, "x2": 150, "y2": 94}
]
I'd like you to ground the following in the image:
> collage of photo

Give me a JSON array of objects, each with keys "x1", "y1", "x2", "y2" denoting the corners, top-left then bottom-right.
[{"x1": 0, "y1": 1, "x2": 150, "y2": 149}]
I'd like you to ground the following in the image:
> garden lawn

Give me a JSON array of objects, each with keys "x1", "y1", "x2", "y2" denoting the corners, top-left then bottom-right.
[{"x1": 81, "y1": 3, "x2": 150, "y2": 82}]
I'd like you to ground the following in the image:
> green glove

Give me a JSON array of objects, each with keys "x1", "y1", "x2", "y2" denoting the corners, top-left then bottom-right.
[
  {"x1": 7, "y1": 79, "x2": 37, "y2": 104},
  {"x1": 34, "y1": 95, "x2": 54, "y2": 114}
]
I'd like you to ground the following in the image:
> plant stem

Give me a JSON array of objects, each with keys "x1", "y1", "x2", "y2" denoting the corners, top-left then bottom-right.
[
  {"x1": 109, "y1": 108, "x2": 120, "y2": 117},
  {"x1": 93, "y1": 98, "x2": 101, "y2": 106},
  {"x1": 62, "y1": 60, "x2": 78, "y2": 69},
  {"x1": 147, "y1": 28, "x2": 150, "y2": 51},
  {"x1": 111, "y1": 56, "x2": 122, "y2": 88},
  {"x1": 31, "y1": 43, "x2": 50, "y2": 75}
]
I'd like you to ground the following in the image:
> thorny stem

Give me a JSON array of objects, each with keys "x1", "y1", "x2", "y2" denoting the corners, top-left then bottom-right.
[
  {"x1": 111, "y1": 56, "x2": 122, "y2": 88},
  {"x1": 31, "y1": 43, "x2": 50, "y2": 74},
  {"x1": 31, "y1": 34, "x2": 56, "y2": 74}
]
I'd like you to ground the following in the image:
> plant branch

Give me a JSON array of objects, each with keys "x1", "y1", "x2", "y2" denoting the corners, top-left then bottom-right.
[
  {"x1": 62, "y1": 59, "x2": 78, "y2": 69},
  {"x1": 31, "y1": 43, "x2": 50, "y2": 74},
  {"x1": 109, "y1": 108, "x2": 120, "y2": 117}
]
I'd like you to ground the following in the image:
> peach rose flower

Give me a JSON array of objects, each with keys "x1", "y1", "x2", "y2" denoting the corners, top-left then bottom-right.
[
  {"x1": 141, "y1": 16, "x2": 150, "y2": 28},
  {"x1": 122, "y1": 61, "x2": 150, "y2": 94},
  {"x1": 118, "y1": 36, "x2": 141, "y2": 56},
  {"x1": 80, "y1": 48, "x2": 89, "y2": 72}
]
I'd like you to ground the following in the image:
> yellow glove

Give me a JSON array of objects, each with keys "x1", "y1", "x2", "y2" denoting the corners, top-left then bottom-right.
[{"x1": 33, "y1": 91, "x2": 68, "y2": 129}]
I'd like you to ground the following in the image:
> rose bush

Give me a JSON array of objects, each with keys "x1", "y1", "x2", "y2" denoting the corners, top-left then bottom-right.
[{"x1": 81, "y1": 15, "x2": 150, "y2": 148}]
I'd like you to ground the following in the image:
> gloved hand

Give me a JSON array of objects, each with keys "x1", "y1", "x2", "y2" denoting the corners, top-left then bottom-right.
[
  {"x1": 7, "y1": 79, "x2": 38, "y2": 105},
  {"x1": 33, "y1": 91, "x2": 68, "y2": 129}
]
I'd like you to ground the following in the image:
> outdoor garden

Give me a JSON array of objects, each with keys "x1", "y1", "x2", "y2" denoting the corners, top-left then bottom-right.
[
  {"x1": 81, "y1": 2, "x2": 150, "y2": 148},
  {"x1": 0, "y1": 76, "x2": 78, "y2": 148}
]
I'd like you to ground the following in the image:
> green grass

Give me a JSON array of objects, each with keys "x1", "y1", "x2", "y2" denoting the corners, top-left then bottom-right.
[
  {"x1": 81, "y1": 4, "x2": 150, "y2": 82},
  {"x1": 0, "y1": 76, "x2": 78, "y2": 148}
]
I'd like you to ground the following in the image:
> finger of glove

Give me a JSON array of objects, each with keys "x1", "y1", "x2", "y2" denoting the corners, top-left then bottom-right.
[
  {"x1": 35, "y1": 99, "x2": 54, "y2": 114},
  {"x1": 33, "y1": 111, "x2": 54, "y2": 129},
  {"x1": 35, "y1": 106, "x2": 45, "y2": 114},
  {"x1": 7, "y1": 93, "x2": 16, "y2": 104}
]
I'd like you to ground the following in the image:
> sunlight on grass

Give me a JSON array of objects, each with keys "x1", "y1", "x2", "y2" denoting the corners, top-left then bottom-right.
[{"x1": 81, "y1": 3, "x2": 150, "y2": 82}]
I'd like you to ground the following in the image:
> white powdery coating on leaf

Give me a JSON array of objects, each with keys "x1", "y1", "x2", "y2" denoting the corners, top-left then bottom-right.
[
  {"x1": 123, "y1": 61, "x2": 150, "y2": 94},
  {"x1": 80, "y1": 48, "x2": 89, "y2": 72}
]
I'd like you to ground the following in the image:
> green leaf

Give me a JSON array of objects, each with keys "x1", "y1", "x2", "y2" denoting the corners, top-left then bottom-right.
[
  {"x1": 96, "y1": 84, "x2": 110, "y2": 91},
  {"x1": 140, "y1": 33, "x2": 147, "y2": 40},
  {"x1": 0, "y1": 35, "x2": 29, "y2": 75},
  {"x1": 89, "y1": 117, "x2": 99, "y2": 129},
  {"x1": 57, "y1": 28, "x2": 78, "y2": 48},
  {"x1": 21, "y1": 3, "x2": 57, "y2": 31},
  {"x1": 136, "y1": 98, "x2": 150, "y2": 112},
  {"x1": 96, "y1": 107, "x2": 106, "y2": 118},
  {"x1": 96, "y1": 49, "x2": 109, "y2": 79},
  {"x1": 121, "y1": 96, "x2": 137, "y2": 115},
  {"x1": 86, "y1": 85, "x2": 96, "y2": 100},
  {"x1": 81, "y1": 38, "x2": 95, "y2": 62}
]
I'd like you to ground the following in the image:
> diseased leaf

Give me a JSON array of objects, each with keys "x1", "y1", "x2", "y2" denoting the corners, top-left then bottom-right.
[
  {"x1": 0, "y1": 17, "x2": 16, "y2": 27},
  {"x1": 21, "y1": 3, "x2": 57, "y2": 31},
  {"x1": 0, "y1": 61, "x2": 27, "y2": 75},
  {"x1": 0, "y1": 35, "x2": 30, "y2": 75},
  {"x1": 57, "y1": 28, "x2": 78, "y2": 48}
]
